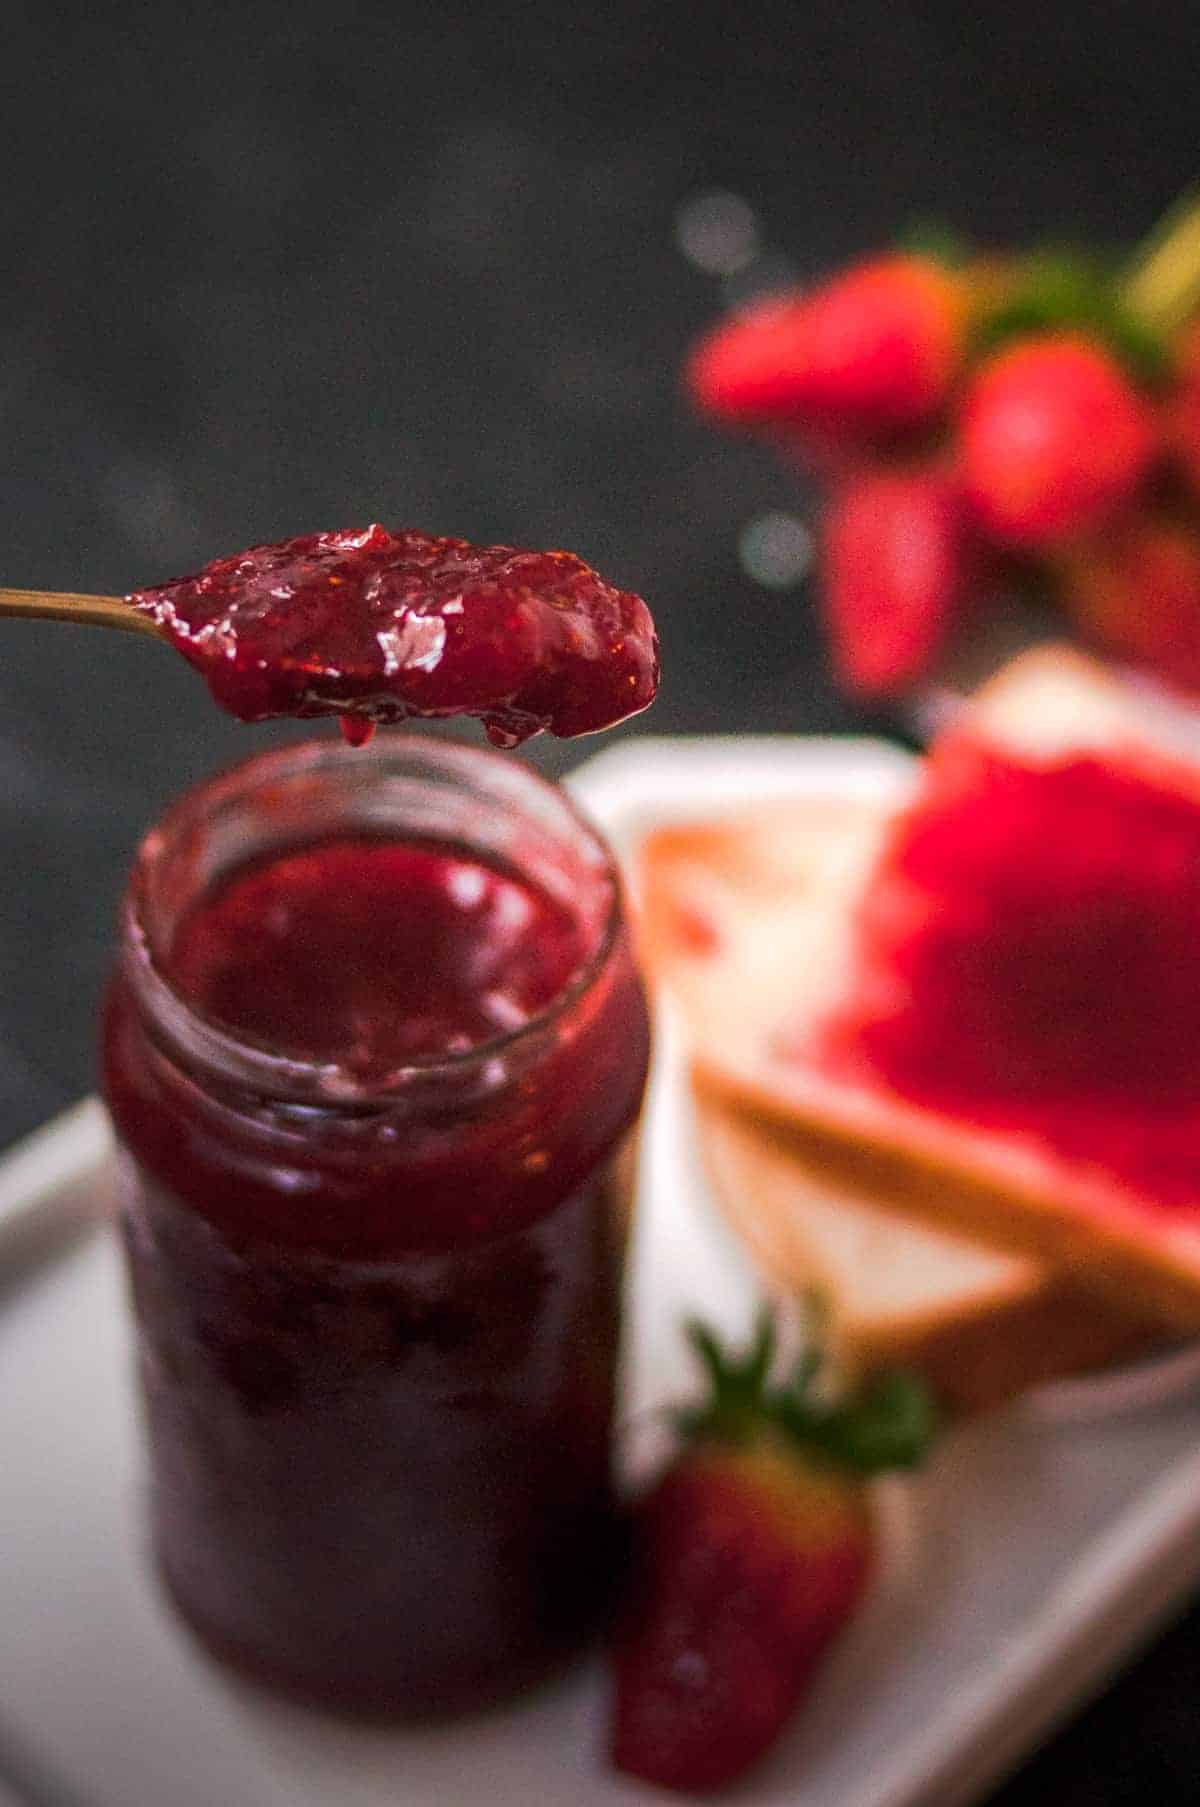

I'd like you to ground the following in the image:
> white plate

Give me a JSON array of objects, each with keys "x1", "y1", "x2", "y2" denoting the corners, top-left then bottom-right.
[{"x1": 1, "y1": 734, "x2": 1199, "y2": 1807}]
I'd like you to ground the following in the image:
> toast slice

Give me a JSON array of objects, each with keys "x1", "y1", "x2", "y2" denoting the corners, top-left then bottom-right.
[
  {"x1": 693, "y1": 1088, "x2": 1156, "y2": 1413},
  {"x1": 638, "y1": 649, "x2": 1200, "y2": 1331}
]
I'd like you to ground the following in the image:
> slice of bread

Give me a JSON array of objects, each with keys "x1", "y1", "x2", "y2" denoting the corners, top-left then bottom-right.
[
  {"x1": 638, "y1": 650, "x2": 1200, "y2": 1331},
  {"x1": 693, "y1": 1087, "x2": 1156, "y2": 1413}
]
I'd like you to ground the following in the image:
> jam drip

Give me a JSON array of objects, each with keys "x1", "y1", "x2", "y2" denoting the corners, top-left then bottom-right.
[
  {"x1": 822, "y1": 735, "x2": 1200, "y2": 1207},
  {"x1": 129, "y1": 524, "x2": 659, "y2": 746}
]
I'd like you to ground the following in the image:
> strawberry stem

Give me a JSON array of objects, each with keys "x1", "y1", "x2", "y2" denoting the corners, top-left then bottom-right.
[
  {"x1": 675, "y1": 1312, "x2": 938, "y2": 1476},
  {"x1": 677, "y1": 1310, "x2": 779, "y2": 1445},
  {"x1": 1122, "y1": 188, "x2": 1200, "y2": 339}
]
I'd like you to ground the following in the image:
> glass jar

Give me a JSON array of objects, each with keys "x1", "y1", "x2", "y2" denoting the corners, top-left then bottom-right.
[{"x1": 102, "y1": 735, "x2": 650, "y2": 1719}]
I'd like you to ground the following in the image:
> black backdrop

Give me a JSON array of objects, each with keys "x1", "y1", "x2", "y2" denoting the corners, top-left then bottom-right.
[{"x1": 3, "y1": 5, "x2": 1199, "y2": 1801}]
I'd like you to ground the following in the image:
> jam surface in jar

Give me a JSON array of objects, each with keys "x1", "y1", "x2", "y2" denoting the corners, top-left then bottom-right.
[
  {"x1": 103, "y1": 738, "x2": 650, "y2": 1716},
  {"x1": 170, "y1": 837, "x2": 587, "y2": 1082}
]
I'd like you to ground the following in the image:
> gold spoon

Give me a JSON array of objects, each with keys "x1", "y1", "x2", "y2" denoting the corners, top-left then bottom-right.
[{"x1": 0, "y1": 586, "x2": 162, "y2": 638}]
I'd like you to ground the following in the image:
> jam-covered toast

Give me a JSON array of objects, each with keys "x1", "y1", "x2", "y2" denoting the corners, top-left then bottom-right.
[{"x1": 639, "y1": 651, "x2": 1200, "y2": 1332}]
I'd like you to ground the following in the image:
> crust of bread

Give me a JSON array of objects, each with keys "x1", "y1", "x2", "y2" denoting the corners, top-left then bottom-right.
[
  {"x1": 638, "y1": 770, "x2": 1200, "y2": 1332},
  {"x1": 693, "y1": 1088, "x2": 1156, "y2": 1413},
  {"x1": 686, "y1": 1054, "x2": 1200, "y2": 1331},
  {"x1": 968, "y1": 642, "x2": 1200, "y2": 769}
]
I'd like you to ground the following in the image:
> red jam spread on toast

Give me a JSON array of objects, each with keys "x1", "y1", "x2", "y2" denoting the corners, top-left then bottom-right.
[{"x1": 821, "y1": 734, "x2": 1200, "y2": 1205}]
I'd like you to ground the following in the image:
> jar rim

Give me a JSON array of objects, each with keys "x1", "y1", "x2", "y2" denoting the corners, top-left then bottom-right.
[{"x1": 120, "y1": 732, "x2": 624, "y2": 1106}]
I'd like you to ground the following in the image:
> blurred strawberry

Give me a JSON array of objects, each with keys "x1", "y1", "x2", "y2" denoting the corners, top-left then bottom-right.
[
  {"x1": 609, "y1": 1316, "x2": 935, "y2": 1794},
  {"x1": 686, "y1": 254, "x2": 966, "y2": 443},
  {"x1": 960, "y1": 332, "x2": 1155, "y2": 549},
  {"x1": 822, "y1": 466, "x2": 969, "y2": 700},
  {"x1": 1060, "y1": 516, "x2": 1200, "y2": 694}
]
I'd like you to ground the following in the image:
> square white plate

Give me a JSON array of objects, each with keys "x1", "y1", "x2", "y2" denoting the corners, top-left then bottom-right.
[{"x1": 1, "y1": 733, "x2": 1199, "y2": 1807}]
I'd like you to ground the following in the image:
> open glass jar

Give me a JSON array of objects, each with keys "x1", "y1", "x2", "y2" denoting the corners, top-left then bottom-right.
[{"x1": 102, "y1": 735, "x2": 650, "y2": 1718}]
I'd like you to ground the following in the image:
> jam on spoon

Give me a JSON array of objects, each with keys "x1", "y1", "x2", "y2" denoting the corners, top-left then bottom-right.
[{"x1": 127, "y1": 523, "x2": 660, "y2": 747}]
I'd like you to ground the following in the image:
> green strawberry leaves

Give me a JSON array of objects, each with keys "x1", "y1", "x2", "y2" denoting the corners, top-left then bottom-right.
[
  {"x1": 674, "y1": 1311, "x2": 779, "y2": 1446},
  {"x1": 775, "y1": 1365, "x2": 937, "y2": 1473},
  {"x1": 674, "y1": 1309, "x2": 938, "y2": 1476},
  {"x1": 895, "y1": 218, "x2": 1173, "y2": 387},
  {"x1": 972, "y1": 251, "x2": 1170, "y2": 389}
]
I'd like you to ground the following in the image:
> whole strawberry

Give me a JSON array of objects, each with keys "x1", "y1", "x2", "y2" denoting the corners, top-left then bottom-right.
[
  {"x1": 821, "y1": 465, "x2": 969, "y2": 700},
  {"x1": 686, "y1": 254, "x2": 965, "y2": 445},
  {"x1": 609, "y1": 1317, "x2": 935, "y2": 1794},
  {"x1": 960, "y1": 331, "x2": 1155, "y2": 549}
]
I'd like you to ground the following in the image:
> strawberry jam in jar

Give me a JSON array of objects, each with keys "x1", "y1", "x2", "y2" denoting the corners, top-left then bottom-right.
[{"x1": 102, "y1": 735, "x2": 649, "y2": 1718}]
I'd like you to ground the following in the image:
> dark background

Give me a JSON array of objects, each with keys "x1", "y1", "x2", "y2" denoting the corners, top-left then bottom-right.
[{"x1": 2, "y1": 3, "x2": 1199, "y2": 1801}]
